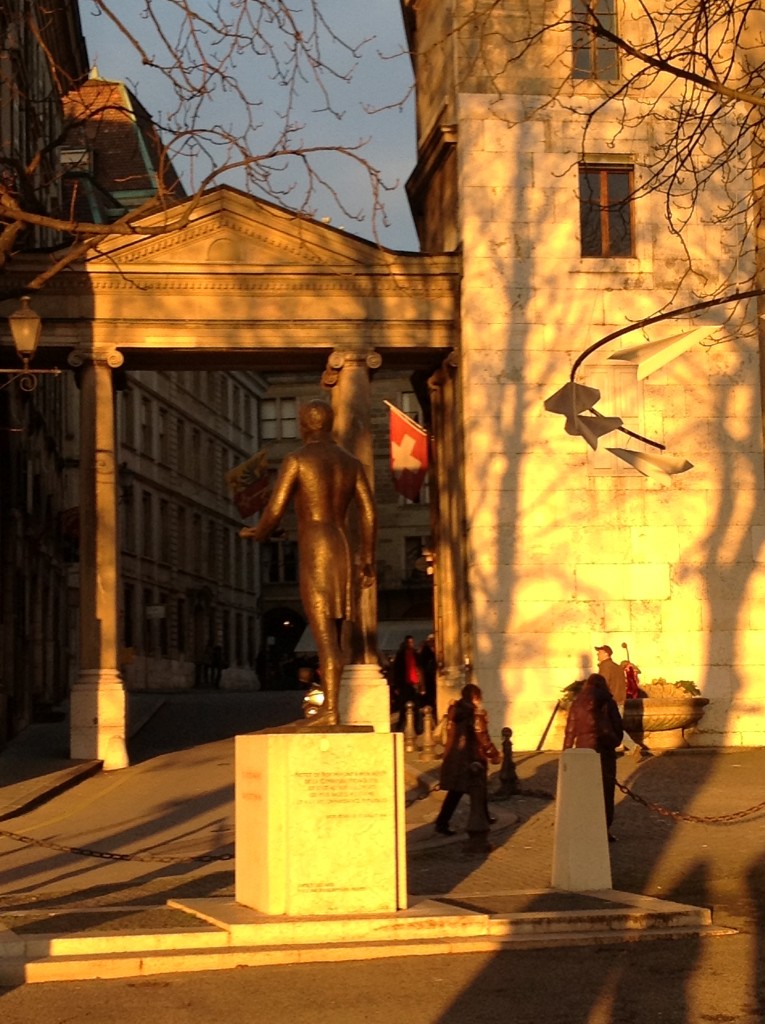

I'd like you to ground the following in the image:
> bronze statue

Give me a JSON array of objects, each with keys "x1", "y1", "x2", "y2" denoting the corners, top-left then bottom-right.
[{"x1": 240, "y1": 399, "x2": 376, "y2": 726}]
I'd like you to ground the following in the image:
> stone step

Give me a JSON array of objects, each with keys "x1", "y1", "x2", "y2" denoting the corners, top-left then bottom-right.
[{"x1": 0, "y1": 890, "x2": 732, "y2": 985}]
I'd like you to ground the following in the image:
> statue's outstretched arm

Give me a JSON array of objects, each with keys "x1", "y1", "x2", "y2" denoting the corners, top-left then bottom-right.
[{"x1": 240, "y1": 454, "x2": 298, "y2": 541}]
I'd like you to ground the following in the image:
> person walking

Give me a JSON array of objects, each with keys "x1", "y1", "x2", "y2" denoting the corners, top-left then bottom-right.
[
  {"x1": 563, "y1": 672, "x2": 624, "y2": 841},
  {"x1": 434, "y1": 683, "x2": 500, "y2": 841},
  {"x1": 392, "y1": 635, "x2": 423, "y2": 732},
  {"x1": 418, "y1": 634, "x2": 438, "y2": 719}
]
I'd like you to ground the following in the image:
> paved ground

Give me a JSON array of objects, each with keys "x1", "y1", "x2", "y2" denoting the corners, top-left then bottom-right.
[{"x1": 0, "y1": 690, "x2": 763, "y2": 940}]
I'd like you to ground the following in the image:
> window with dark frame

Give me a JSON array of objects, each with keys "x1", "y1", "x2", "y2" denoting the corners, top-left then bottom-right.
[
  {"x1": 572, "y1": 0, "x2": 618, "y2": 81},
  {"x1": 579, "y1": 164, "x2": 634, "y2": 258},
  {"x1": 261, "y1": 540, "x2": 299, "y2": 584},
  {"x1": 260, "y1": 397, "x2": 298, "y2": 442},
  {"x1": 123, "y1": 583, "x2": 134, "y2": 648}
]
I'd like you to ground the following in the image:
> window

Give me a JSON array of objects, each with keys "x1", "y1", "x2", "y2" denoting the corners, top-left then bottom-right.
[
  {"x1": 142, "y1": 587, "x2": 153, "y2": 654},
  {"x1": 141, "y1": 491, "x2": 153, "y2": 558},
  {"x1": 176, "y1": 598, "x2": 186, "y2": 654},
  {"x1": 247, "y1": 615, "x2": 255, "y2": 666},
  {"x1": 122, "y1": 484, "x2": 135, "y2": 553},
  {"x1": 159, "y1": 592, "x2": 169, "y2": 656},
  {"x1": 191, "y1": 429, "x2": 201, "y2": 478},
  {"x1": 118, "y1": 390, "x2": 131, "y2": 446},
  {"x1": 192, "y1": 514, "x2": 202, "y2": 563},
  {"x1": 176, "y1": 419, "x2": 186, "y2": 475},
  {"x1": 235, "y1": 613, "x2": 244, "y2": 665},
  {"x1": 262, "y1": 540, "x2": 299, "y2": 584},
  {"x1": 159, "y1": 499, "x2": 170, "y2": 560},
  {"x1": 141, "y1": 398, "x2": 152, "y2": 457},
  {"x1": 572, "y1": 0, "x2": 618, "y2": 81},
  {"x1": 579, "y1": 164, "x2": 634, "y2": 258},
  {"x1": 158, "y1": 408, "x2": 169, "y2": 464},
  {"x1": 123, "y1": 583, "x2": 135, "y2": 648},
  {"x1": 221, "y1": 526, "x2": 231, "y2": 583},
  {"x1": 260, "y1": 397, "x2": 298, "y2": 442},
  {"x1": 176, "y1": 507, "x2": 186, "y2": 570},
  {"x1": 207, "y1": 519, "x2": 217, "y2": 577}
]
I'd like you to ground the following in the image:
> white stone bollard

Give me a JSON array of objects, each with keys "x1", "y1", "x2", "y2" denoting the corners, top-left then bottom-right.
[{"x1": 551, "y1": 748, "x2": 612, "y2": 892}]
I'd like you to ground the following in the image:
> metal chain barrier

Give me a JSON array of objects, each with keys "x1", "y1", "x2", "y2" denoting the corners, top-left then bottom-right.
[
  {"x1": 4, "y1": 783, "x2": 764, "y2": 864},
  {"x1": 494, "y1": 778, "x2": 765, "y2": 826},
  {"x1": 614, "y1": 780, "x2": 765, "y2": 825},
  {"x1": 0, "y1": 827, "x2": 233, "y2": 863}
]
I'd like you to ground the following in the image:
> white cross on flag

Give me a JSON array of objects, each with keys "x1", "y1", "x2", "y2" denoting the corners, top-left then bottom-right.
[{"x1": 388, "y1": 402, "x2": 429, "y2": 502}]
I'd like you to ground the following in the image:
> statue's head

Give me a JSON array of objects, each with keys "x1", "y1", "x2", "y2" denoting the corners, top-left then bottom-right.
[{"x1": 299, "y1": 399, "x2": 334, "y2": 438}]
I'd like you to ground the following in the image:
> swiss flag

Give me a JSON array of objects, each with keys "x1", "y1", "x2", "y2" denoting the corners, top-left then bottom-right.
[{"x1": 388, "y1": 403, "x2": 429, "y2": 501}]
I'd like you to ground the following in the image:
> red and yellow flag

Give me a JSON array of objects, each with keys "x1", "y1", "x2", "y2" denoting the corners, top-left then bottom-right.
[{"x1": 225, "y1": 447, "x2": 272, "y2": 519}]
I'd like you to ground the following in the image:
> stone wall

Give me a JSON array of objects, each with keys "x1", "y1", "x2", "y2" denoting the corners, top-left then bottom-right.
[{"x1": 456, "y1": 90, "x2": 765, "y2": 748}]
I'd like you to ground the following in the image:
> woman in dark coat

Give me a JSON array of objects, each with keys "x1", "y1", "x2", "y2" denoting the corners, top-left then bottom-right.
[
  {"x1": 563, "y1": 672, "x2": 624, "y2": 838},
  {"x1": 434, "y1": 683, "x2": 500, "y2": 837}
]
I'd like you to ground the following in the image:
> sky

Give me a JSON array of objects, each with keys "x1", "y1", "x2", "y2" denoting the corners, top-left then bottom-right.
[{"x1": 79, "y1": 1, "x2": 421, "y2": 250}]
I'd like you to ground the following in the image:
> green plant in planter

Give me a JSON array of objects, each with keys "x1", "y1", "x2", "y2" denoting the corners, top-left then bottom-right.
[
  {"x1": 561, "y1": 677, "x2": 701, "y2": 706},
  {"x1": 643, "y1": 678, "x2": 701, "y2": 697}
]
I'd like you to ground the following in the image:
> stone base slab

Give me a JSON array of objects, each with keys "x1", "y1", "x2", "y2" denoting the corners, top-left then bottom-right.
[{"x1": 1, "y1": 890, "x2": 730, "y2": 985}]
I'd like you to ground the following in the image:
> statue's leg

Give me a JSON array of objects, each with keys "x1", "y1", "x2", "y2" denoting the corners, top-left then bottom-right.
[{"x1": 306, "y1": 616, "x2": 343, "y2": 726}]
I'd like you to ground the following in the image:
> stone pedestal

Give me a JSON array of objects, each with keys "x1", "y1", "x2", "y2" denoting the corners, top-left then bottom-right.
[
  {"x1": 235, "y1": 730, "x2": 407, "y2": 916},
  {"x1": 551, "y1": 749, "x2": 612, "y2": 891},
  {"x1": 339, "y1": 664, "x2": 390, "y2": 732}
]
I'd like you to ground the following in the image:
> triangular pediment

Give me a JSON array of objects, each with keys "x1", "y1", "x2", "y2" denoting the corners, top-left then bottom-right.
[{"x1": 86, "y1": 185, "x2": 400, "y2": 271}]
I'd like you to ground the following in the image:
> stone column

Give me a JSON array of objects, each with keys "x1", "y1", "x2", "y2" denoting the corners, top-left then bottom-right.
[
  {"x1": 322, "y1": 348, "x2": 381, "y2": 664},
  {"x1": 428, "y1": 353, "x2": 470, "y2": 713},
  {"x1": 68, "y1": 350, "x2": 128, "y2": 769}
]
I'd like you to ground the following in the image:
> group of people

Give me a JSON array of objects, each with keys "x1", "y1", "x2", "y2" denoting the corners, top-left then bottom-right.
[
  {"x1": 388, "y1": 633, "x2": 437, "y2": 729},
  {"x1": 563, "y1": 643, "x2": 651, "y2": 841},
  {"x1": 433, "y1": 642, "x2": 646, "y2": 846}
]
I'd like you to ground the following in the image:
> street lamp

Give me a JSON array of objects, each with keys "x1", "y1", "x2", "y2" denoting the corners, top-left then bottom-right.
[{"x1": 3, "y1": 295, "x2": 61, "y2": 391}]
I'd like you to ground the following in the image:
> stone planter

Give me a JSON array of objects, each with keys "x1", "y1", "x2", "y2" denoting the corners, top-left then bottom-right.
[{"x1": 622, "y1": 693, "x2": 709, "y2": 749}]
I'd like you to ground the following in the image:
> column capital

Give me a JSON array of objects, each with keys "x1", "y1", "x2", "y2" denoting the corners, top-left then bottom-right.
[
  {"x1": 68, "y1": 347, "x2": 125, "y2": 370},
  {"x1": 322, "y1": 348, "x2": 381, "y2": 388}
]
